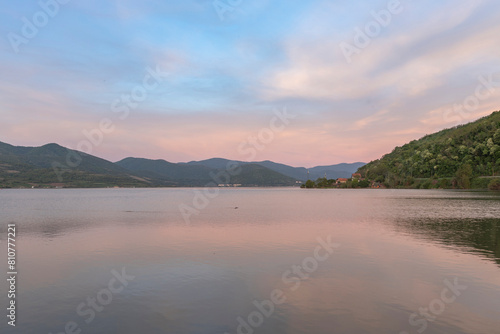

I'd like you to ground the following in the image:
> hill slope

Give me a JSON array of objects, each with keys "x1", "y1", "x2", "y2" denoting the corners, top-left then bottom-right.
[
  {"x1": 0, "y1": 142, "x2": 150, "y2": 188},
  {"x1": 227, "y1": 164, "x2": 297, "y2": 186},
  {"x1": 308, "y1": 162, "x2": 366, "y2": 180},
  {"x1": 358, "y1": 111, "x2": 500, "y2": 187},
  {"x1": 116, "y1": 158, "x2": 297, "y2": 186},
  {"x1": 185, "y1": 158, "x2": 365, "y2": 181},
  {"x1": 116, "y1": 157, "x2": 215, "y2": 186}
]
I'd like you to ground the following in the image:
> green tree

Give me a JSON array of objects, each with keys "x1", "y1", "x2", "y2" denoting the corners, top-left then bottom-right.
[
  {"x1": 493, "y1": 129, "x2": 500, "y2": 145},
  {"x1": 488, "y1": 178, "x2": 500, "y2": 190},
  {"x1": 315, "y1": 177, "x2": 329, "y2": 188},
  {"x1": 305, "y1": 180, "x2": 315, "y2": 188},
  {"x1": 359, "y1": 179, "x2": 370, "y2": 188},
  {"x1": 455, "y1": 164, "x2": 473, "y2": 189}
]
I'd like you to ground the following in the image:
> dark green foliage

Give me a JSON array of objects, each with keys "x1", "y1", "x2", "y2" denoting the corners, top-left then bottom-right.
[
  {"x1": 489, "y1": 178, "x2": 500, "y2": 191},
  {"x1": 438, "y1": 178, "x2": 451, "y2": 189},
  {"x1": 494, "y1": 129, "x2": 500, "y2": 145},
  {"x1": 315, "y1": 177, "x2": 330, "y2": 188},
  {"x1": 358, "y1": 111, "x2": 500, "y2": 188},
  {"x1": 303, "y1": 178, "x2": 335, "y2": 188},
  {"x1": 359, "y1": 179, "x2": 370, "y2": 188},
  {"x1": 301, "y1": 177, "x2": 371, "y2": 189},
  {"x1": 471, "y1": 177, "x2": 493, "y2": 189},
  {"x1": 421, "y1": 180, "x2": 431, "y2": 189},
  {"x1": 304, "y1": 180, "x2": 315, "y2": 188},
  {"x1": 455, "y1": 164, "x2": 473, "y2": 189}
]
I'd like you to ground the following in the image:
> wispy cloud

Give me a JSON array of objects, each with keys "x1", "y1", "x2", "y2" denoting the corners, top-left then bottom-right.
[
  {"x1": 1, "y1": 0, "x2": 500, "y2": 166},
  {"x1": 351, "y1": 110, "x2": 390, "y2": 130}
]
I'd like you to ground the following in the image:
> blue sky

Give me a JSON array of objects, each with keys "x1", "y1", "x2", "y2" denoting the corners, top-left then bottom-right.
[{"x1": 1, "y1": 0, "x2": 500, "y2": 166}]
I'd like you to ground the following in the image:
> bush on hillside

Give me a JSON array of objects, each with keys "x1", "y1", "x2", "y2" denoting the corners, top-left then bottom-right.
[{"x1": 488, "y1": 178, "x2": 500, "y2": 190}]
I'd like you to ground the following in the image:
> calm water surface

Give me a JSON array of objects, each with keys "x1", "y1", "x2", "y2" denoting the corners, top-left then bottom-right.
[{"x1": 0, "y1": 188, "x2": 499, "y2": 334}]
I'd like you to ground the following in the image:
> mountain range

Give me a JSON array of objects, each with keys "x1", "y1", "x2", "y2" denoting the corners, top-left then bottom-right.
[{"x1": 0, "y1": 140, "x2": 364, "y2": 188}]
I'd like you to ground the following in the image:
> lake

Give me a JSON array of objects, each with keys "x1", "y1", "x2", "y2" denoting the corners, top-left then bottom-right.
[{"x1": 1, "y1": 188, "x2": 499, "y2": 334}]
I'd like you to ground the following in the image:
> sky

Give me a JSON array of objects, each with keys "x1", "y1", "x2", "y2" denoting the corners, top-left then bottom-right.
[{"x1": 1, "y1": 0, "x2": 500, "y2": 167}]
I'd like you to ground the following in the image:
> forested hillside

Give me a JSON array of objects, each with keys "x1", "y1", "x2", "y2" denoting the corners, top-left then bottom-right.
[
  {"x1": 358, "y1": 111, "x2": 500, "y2": 188},
  {"x1": 0, "y1": 142, "x2": 150, "y2": 188}
]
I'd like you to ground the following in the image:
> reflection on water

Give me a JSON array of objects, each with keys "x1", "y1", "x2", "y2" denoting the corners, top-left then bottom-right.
[
  {"x1": 394, "y1": 218, "x2": 500, "y2": 265},
  {"x1": 0, "y1": 188, "x2": 499, "y2": 334}
]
